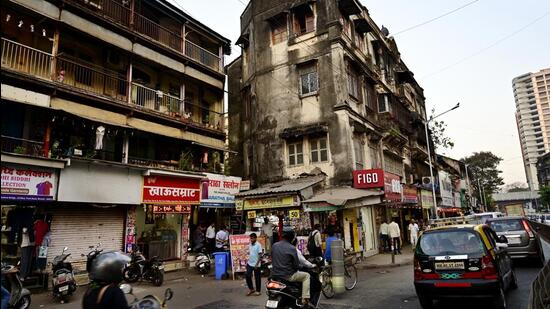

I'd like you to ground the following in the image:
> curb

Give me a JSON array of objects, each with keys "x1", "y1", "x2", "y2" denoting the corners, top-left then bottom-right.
[{"x1": 358, "y1": 259, "x2": 414, "y2": 270}]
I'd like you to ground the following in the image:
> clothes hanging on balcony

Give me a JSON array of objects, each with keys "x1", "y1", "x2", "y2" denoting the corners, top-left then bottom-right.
[{"x1": 95, "y1": 126, "x2": 105, "y2": 150}]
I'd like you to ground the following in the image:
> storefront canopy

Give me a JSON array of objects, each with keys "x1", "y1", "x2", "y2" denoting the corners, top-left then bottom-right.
[{"x1": 302, "y1": 187, "x2": 383, "y2": 210}]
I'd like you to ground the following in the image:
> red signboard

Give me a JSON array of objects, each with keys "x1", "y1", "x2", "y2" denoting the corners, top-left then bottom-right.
[
  {"x1": 353, "y1": 169, "x2": 384, "y2": 189},
  {"x1": 402, "y1": 185, "x2": 418, "y2": 204},
  {"x1": 383, "y1": 172, "x2": 402, "y2": 202},
  {"x1": 143, "y1": 176, "x2": 201, "y2": 204},
  {"x1": 152, "y1": 204, "x2": 192, "y2": 214}
]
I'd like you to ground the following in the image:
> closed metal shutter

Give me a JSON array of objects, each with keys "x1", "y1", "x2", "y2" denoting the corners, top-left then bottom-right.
[{"x1": 47, "y1": 206, "x2": 125, "y2": 272}]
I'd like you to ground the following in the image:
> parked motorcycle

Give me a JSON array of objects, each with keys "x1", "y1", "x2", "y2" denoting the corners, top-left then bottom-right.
[
  {"x1": 260, "y1": 252, "x2": 272, "y2": 277},
  {"x1": 1, "y1": 263, "x2": 31, "y2": 309},
  {"x1": 123, "y1": 248, "x2": 164, "y2": 286},
  {"x1": 188, "y1": 244, "x2": 212, "y2": 274},
  {"x1": 120, "y1": 283, "x2": 173, "y2": 309},
  {"x1": 51, "y1": 247, "x2": 77, "y2": 303},
  {"x1": 265, "y1": 258, "x2": 323, "y2": 309},
  {"x1": 81, "y1": 243, "x2": 103, "y2": 273}
]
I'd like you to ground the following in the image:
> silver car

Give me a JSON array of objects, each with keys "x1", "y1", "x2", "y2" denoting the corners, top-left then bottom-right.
[{"x1": 486, "y1": 217, "x2": 545, "y2": 266}]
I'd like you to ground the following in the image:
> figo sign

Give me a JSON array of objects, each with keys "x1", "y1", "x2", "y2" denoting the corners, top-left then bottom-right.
[{"x1": 353, "y1": 169, "x2": 384, "y2": 189}]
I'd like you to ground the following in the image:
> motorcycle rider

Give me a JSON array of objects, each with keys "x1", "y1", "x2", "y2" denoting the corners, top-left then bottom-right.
[
  {"x1": 82, "y1": 251, "x2": 130, "y2": 309},
  {"x1": 271, "y1": 227, "x2": 310, "y2": 305}
]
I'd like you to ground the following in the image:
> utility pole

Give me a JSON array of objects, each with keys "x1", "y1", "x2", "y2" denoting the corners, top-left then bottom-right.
[
  {"x1": 464, "y1": 164, "x2": 472, "y2": 210},
  {"x1": 477, "y1": 178, "x2": 484, "y2": 212}
]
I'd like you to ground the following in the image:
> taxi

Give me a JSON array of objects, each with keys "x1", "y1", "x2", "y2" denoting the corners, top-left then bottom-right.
[{"x1": 413, "y1": 223, "x2": 517, "y2": 309}]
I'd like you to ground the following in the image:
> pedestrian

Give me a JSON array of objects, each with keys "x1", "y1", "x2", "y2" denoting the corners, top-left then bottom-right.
[
  {"x1": 307, "y1": 224, "x2": 322, "y2": 258},
  {"x1": 245, "y1": 233, "x2": 263, "y2": 296},
  {"x1": 193, "y1": 223, "x2": 206, "y2": 250},
  {"x1": 82, "y1": 251, "x2": 130, "y2": 309},
  {"x1": 323, "y1": 228, "x2": 339, "y2": 263},
  {"x1": 408, "y1": 219, "x2": 419, "y2": 248},
  {"x1": 388, "y1": 218, "x2": 402, "y2": 255},
  {"x1": 206, "y1": 222, "x2": 216, "y2": 253},
  {"x1": 215, "y1": 225, "x2": 229, "y2": 251},
  {"x1": 379, "y1": 220, "x2": 389, "y2": 252},
  {"x1": 261, "y1": 217, "x2": 275, "y2": 249}
]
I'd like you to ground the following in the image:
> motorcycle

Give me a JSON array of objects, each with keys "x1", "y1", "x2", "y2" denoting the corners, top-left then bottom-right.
[
  {"x1": 260, "y1": 252, "x2": 272, "y2": 277},
  {"x1": 51, "y1": 247, "x2": 77, "y2": 303},
  {"x1": 123, "y1": 248, "x2": 164, "y2": 286},
  {"x1": 81, "y1": 243, "x2": 103, "y2": 273},
  {"x1": 1, "y1": 263, "x2": 31, "y2": 309},
  {"x1": 120, "y1": 283, "x2": 173, "y2": 309},
  {"x1": 265, "y1": 257, "x2": 323, "y2": 309},
  {"x1": 188, "y1": 245, "x2": 211, "y2": 275}
]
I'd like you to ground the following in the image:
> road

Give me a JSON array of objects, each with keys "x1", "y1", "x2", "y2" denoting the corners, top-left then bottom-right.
[{"x1": 30, "y1": 240, "x2": 549, "y2": 309}]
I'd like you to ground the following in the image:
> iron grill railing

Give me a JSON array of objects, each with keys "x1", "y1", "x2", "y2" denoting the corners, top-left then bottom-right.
[
  {"x1": 1, "y1": 38, "x2": 52, "y2": 80},
  {"x1": 1, "y1": 135, "x2": 45, "y2": 157},
  {"x1": 185, "y1": 40, "x2": 220, "y2": 72},
  {"x1": 133, "y1": 13, "x2": 182, "y2": 52}
]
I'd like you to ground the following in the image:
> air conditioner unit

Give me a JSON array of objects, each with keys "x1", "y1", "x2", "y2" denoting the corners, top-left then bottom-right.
[{"x1": 422, "y1": 176, "x2": 433, "y2": 186}]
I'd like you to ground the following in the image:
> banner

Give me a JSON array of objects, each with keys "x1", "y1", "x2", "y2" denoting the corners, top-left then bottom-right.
[
  {"x1": 142, "y1": 176, "x2": 201, "y2": 204},
  {"x1": 1, "y1": 164, "x2": 57, "y2": 201},
  {"x1": 383, "y1": 172, "x2": 402, "y2": 202},
  {"x1": 201, "y1": 173, "x2": 241, "y2": 207},
  {"x1": 438, "y1": 171, "x2": 454, "y2": 207},
  {"x1": 402, "y1": 185, "x2": 418, "y2": 204},
  {"x1": 420, "y1": 190, "x2": 434, "y2": 209},
  {"x1": 229, "y1": 234, "x2": 267, "y2": 274},
  {"x1": 243, "y1": 195, "x2": 299, "y2": 210}
]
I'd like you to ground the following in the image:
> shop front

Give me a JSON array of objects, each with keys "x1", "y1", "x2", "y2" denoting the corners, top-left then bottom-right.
[
  {"x1": 198, "y1": 173, "x2": 241, "y2": 232},
  {"x1": 137, "y1": 172, "x2": 202, "y2": 269}
]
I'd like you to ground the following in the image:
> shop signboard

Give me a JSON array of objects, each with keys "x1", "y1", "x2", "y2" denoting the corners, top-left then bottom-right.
[
  {"x1": 402, "y1": 185, "x2": 418, "y2": 204},
  {"x1": 247, "y1": 210, "x2": 256, "y2": 219},
  {"x1": 240, "y1": 180, "x2": 251, "y2": 191},
  {"x1": 383, "y1": 172, "x2": 402, "y2": 202},
  {"x1": 420, "y1": 190, "x2": 434, "y2": 209},
  {"x1": 152, "y1": 204, "x2": 192, "y2": 214},
  {"x1": 142, "y1": 176, "x2": 201, "y2": 204},
  {"x1": 229, "y1": 234, "x2": 267, "y2": 276},
  {"x1": 353, "y1": 169, "x2": 384, "y2": 189},
  {"x1": 289, "y1": 209, "x2": 300, "y2": 219},
  {"x1": 1, "y1": 164, "x2": 57, "y2": 201},
  {"x1": 453, "y1": 191, "x2": 462, "y2": 208},
  {"x1": 243, "y1": 195, "x2": 299, "y2": 210},
  {"x1": 201, "y1": 173, "x2": 242, "y2": 207},
  {"x1": 438, "y1": 171, "x2": 454, "y2": 207}
]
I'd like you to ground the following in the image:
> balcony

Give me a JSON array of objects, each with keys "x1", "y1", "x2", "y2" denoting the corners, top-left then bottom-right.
[
  {"x1": 1, "y1": 39, "x2": 52, "y2": 80},
  {"x1": 65, "y1": 0, "x2": 221, "y2": 72},
  {"x1": 1, "y1": 136, "x2": 45, "y2": 157}
]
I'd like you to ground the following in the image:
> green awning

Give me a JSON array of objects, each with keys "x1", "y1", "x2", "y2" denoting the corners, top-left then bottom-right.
[{"x1": 304, "y1": 205, "x2": 339, "y2": 212}]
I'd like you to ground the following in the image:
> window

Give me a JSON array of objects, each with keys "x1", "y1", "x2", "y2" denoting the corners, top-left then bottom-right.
[
  {"x1": 353, "y1": 137, "x2": 364, "y2": 170},
  {"x1": 378, "y1": 94, "x2": 391, "y2": 113},
  {"x1": 270, "y1": 16, "x2": 288, "y2": 44},
  {"x1": 299, "y1": 63, "x2": 318, "y2": 95},
  {"x1": 288, "y1": 142, "x2": 304, "y2": 166},
  {"x1": 310, "y1": 137, "x2": 328, "y2": 163},
  {"x1": 347, "y1": 63, "x2": 360, "y2": 100},
  {"x1": 364, "y1": 82, "x2": 376, "y2": 111},
  {"x1": 292, "y1": 5, "x2": 315, "y2": 36}
]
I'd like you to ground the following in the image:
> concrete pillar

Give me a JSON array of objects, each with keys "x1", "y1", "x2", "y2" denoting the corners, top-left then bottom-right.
[{"x1": 331, "y1": 239, "x2": 345, "y2": 294}]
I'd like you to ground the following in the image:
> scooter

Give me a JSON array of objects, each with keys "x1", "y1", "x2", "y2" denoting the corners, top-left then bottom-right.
[
  {"x1": 1, "y1": 263, "x2": 31, "y2": 309},
  {"x1": 123, "y1": 247, "x2": 164, "y2": 286},
  {"x1": 188, "y1": 244, "x2": 212, "y2": 275},
  {"x1": 120, "y1": 283, "x2": 173, "y2": 309},
  {"x1": 81, "y1": 243, "x2": 103, "y2": 273},
  {"x1": 265, "y1": 258, "x2": 323, "y2": 309},
  {"x1": 51, "y1": 247, "x2": 77, "y2": 303}
]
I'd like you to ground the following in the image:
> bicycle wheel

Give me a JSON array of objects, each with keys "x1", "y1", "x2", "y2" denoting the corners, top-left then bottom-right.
[
  {"x1": 320, "y1": 269, "x2": 335, "y2": 299},
  {"x1": 344, "y1": 264, "x2": 357, "y2": 290}
]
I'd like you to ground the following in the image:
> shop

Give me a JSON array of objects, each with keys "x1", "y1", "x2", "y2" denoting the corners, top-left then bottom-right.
[
  {"x1": 197, "y1": 173, "x2": 242, "y2": 231},
  {"x1": 137, "y1": 172, "x2": 202, "y2": 268}
]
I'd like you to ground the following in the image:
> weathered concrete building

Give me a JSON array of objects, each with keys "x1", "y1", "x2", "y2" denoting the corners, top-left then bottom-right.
[{"x1": 228, "y1": 0, "x2": 433, "y2": 256}]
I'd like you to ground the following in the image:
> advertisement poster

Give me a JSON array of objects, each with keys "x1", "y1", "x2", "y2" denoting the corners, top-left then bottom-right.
[
  {"x1": 438, "y1": 171, "x2": 454, "y2": 207},
  {"x1": 142, "y1": 176, "x2": 201, "y2": 204},
  {"x1": 402, "y1": 185, "x2": 418, "y2": 204},
  {"x1": 296, "y1": 236, "x2": 309, "y2": 255},
  {"x1": 383, "y1": 172, "x2": 402, "y2": 202},
  {"x1": 420, "y1": 190, "x2": 434, "y2": 209},
  {"x1": 229, "y1": 234, "x2": 267, "y2": 278},
  {"x1": 1, "y1": 164, "x2": 57, "y2": 201},
  {"x1": 201, "y1": 173, "x2": 242, "y2": 207},
  {"x1": 125, "y1": 205, "x2": 137, "y2": 253}
]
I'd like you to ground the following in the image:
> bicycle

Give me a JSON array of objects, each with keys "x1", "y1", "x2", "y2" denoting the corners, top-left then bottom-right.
[{"x1": 319, "y1": 252, "x2": 358, "y2": 299}]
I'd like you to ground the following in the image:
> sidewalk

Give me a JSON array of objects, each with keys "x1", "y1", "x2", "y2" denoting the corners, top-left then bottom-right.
[{"x1": 358, "y1": 245, "x2": 414, "y2": 269}]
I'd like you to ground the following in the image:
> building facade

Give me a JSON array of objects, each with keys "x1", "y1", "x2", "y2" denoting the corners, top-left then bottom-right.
[
  {"x1": 513, "y1": 68, "x2": 550, "y2": 190},
  {"x1": 1, "y1": 0, "x2": 233, "y2": 283},
  {"x1": 228, "y1": 0, "x2": 433, "y2": 256}
]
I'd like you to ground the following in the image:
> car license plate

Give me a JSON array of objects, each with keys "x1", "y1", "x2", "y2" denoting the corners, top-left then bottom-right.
[
  {"x1": 59, "y1": 285, "x2": 69, "y2": 292},
  {"x1": 266, "y1": 300, "x2": 278, "y2": 308},
  {"x1": 435, "y1": 261, "x2": 464, "y2": 270},
  {"x1": 507, "y1": 237, "x2": 521, "y2": 244}
]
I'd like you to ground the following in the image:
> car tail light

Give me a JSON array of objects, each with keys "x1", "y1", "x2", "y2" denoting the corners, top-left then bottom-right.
[
  {"x1": 266, "y1": 281, "x2": 286, "y2": 290},
  {"x1": 481, "y1": 254, "x2": 498, "y2": 280},
  {"x1": 414, "y1": 258, "x2": 439, "y2": 281},
  {"x1": 522, "y1": 220, "x2": 535, "y2": 238}
]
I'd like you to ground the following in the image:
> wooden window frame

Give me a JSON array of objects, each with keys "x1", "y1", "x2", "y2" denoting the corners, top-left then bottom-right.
[
  {"x1": 288, "y1": 141, "x2": 304, "y2": 166},
  {"x1": 310, "y1": 137, "x2": 328, "y2": 163}
]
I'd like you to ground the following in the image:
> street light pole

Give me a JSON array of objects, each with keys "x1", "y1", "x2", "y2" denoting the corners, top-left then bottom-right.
[
  {"x1": 464, "y1": 164, "x2": 472, "y2": 210},
  {"x1": 424, "y1": 102, "x2": 460, "y2": 220}
]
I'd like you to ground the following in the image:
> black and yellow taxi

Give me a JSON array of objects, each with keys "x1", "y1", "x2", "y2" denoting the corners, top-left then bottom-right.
[{"x1": 414, "y1": 223, "x2": 517, "y2": 309}]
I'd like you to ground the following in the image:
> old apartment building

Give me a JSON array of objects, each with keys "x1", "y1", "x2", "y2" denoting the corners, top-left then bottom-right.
[
  {"x1": 228, "y1": 0, "x2": 433, "y2": 256},
  {"x1": 1, "y1": 0, "x2": 231, "y2": 281}
]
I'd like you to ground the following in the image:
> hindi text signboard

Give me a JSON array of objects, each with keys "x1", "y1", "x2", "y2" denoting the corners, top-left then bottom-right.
[
  {"x1": 1, "y1": 164, "x2": 57, "y2": 201},
  {"x1": 142, "y1": 176, "x2": 200, "y2": 204}
]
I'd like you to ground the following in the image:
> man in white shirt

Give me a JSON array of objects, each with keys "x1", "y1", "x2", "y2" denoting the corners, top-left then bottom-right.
[
  {"x1": 206, "y1": 223, "x2": 216, "y2": 253},
  {"x1": 261, "y1": 217, "x2": 275, "y2": 249},
  {"x1": 215, "y1": 225, "x2": 229, "y2": 251},
  {"x1": 408, "y1": 219, "x2": 419, "y2": 248},
  {"x1": 388, "y1": 219, "x2": 402, "y2": 255},
  {"x1": 379, "y1": 221, "x2": 389, "y2": 252}
]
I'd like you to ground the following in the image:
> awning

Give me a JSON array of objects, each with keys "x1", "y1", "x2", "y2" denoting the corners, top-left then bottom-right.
[
  {"x1": 51, "y1": 98, "x2": 130, "y2": 128},
  {"x1": 279, "y1": 123, "x2": 328, "y2": 139},
  {"x1": 303, "y1": 203, "x2": 339, "y2": 212},
  {"x1": 236, "y1": 175, "x2": 325, "y2": 197},
  {"x1": 302, "y1": 187, "x2": 383, "y2": 209}
]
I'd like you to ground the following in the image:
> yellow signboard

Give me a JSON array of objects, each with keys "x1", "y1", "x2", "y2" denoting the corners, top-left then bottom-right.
[
  {"x1": 247, "y1": 210, "x2": 256, "y2": 219},
  {"x1": 243, "y1": 195, "x2": 298, "y2": 210},
  {"x1": 289, "y1": 209, "x2": 300, "y2": 219},
  {"x1": 235, "y1": 200, "x2": 244, "y2": 211}
]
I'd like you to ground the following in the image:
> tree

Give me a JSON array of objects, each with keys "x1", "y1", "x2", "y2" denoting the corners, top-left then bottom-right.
[
  {"x1": 539, "y1": 185, "x2": 550, "y2": 210},
  {"x1": 502, "y1": 182, "x2": 529, "y2": 193},
  {"x1": 429, "y1": 108, "x2": 454, "y2": 151},
  {"x1": 463, "y1": 151, "x2": 505, "y2": 211}
]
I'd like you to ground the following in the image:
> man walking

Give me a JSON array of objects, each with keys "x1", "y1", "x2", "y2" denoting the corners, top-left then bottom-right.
[
  {"x1": 379, "y1": 220, "x2": 389, "y2": 252},
  {"x1": 408, "y1": 219, "x2": 419, "y2": 248},
  {"x1": 388, "y1": 219, "x2": 401, "y2": 255},
  {"x1": 246, "y1": 233, "x2": 263, "y2": 296},
  {"x1": 307, "y1": 224, "x2": 322, "y2": 258},
  {"x1": 261, "y1": 217, "x2": 275, "y2": 249},
  {"x1": 206, "y1": 222, "x2": 216, "y2": 253}
]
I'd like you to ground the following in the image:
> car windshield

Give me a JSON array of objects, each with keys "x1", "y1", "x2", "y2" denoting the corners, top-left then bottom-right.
[
  {"x1": 417, "y1": 230, "x2": 485, "y2": 256},
  {"x1": 487, "y1": 219, "x2": 524, "y2": 232}
]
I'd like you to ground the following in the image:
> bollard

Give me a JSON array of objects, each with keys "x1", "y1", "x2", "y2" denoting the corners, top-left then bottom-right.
[
  {"x1": 331, "y1": 239, "x2": 345, "y2": 294},
  {"x1": 390, "y1": 238, "x2": 395, "y2": 264}
]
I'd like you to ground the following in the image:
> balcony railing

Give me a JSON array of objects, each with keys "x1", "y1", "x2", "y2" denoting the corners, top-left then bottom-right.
[
  {"x1": 1, "y1": 38, "x2": 52, "y2": 80},
  {"x1": 1, "y1": 135, "x2": 45, "y2": 157},
  {"x1": 131, "y1": 83, "x2": 224, "y2": 131},
  {"x1": 65, "y1": 0, "x2": 221, "y2": 72}
]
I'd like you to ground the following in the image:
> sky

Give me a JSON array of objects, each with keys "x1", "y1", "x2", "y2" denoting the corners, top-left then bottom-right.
[{"x1": 172, "y1": 0, "x2": 550, "y2": 186}]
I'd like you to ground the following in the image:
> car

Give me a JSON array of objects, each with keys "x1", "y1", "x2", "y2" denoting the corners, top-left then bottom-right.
[
  {"x1": 466, "y1": 212, "x2": 505, "y2": 224},
  {"x1": 486, "y1": 217, "x2": 546, "y2": 266},
  {"x1": 542, "y1": 214, "x2": 550, "y2": 225},
  {"x1": 414, "y1": 224, "x2": 517, "y2": 309}
]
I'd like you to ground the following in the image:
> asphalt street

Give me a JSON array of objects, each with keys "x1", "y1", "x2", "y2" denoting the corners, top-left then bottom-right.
[{"x1": 30, "y1": 240, "x2": 549, "y2": 309}]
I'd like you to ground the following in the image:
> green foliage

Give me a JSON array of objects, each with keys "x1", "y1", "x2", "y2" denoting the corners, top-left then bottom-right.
[
  {"x1": 178, "y1": 151, "x2": 193, "y2": 171},
  {"x1": 13, "y1": 146, "x2": 26, "y2": 154},
  {"x1": 429, "y1": 109, "x2": 454, "y2": 151},
  {"x1": 462, "y1": 151, "x2": 505, "y2": 207},
  {"x1": 539, "y1": 185, "x2": 550, "y2": 207}
]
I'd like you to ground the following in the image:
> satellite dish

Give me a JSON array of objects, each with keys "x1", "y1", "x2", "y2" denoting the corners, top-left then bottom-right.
[{"x1": 381, "y1": 25, "x2": 389, "y2": 36}]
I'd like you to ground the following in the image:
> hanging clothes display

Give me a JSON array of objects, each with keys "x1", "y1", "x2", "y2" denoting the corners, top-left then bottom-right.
[
  {"x1": 20, "y1": 228, "x2": 35, "y2": 279},
  {"x1": 95, "y1": 125, "x2": 105, "y2": 150}
]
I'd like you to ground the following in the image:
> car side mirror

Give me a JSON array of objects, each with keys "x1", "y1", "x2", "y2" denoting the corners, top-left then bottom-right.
[{"x1": 498, "y1": 235, "x2": 508, "y2": 244}]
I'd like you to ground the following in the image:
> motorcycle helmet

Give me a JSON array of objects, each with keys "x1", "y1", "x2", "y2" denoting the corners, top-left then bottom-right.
[
  {"x1": 89, "y1": 251, "x2": 131, "y2": 284},
  {"x1": 282, "y1": 226, "x2": 296, "y2": 243}
]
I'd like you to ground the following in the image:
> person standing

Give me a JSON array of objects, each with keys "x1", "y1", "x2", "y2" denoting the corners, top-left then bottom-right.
[
  {"x1": 388, "y1": 219, "x2": 402, "y2": 255},
  {"x1": 408, "y1": 219, "x2": 419, "y2": 248},
  {"x1": 245, "y1": 233, "x2": 263, "y2": 296},
  {"x1": 323, "y1": 228, "x2": 339, "y2": 263},
  {"x1": 307, "y1": 224, "x2": 322, "y2": 258},
  {"x1": 261, "y1": 217, "x2": 275, "y2": 249},
  {"x1": 379, "y1": 221, "x2": 389, "y2": 252},
  {"x1": 215, "y1": 225, "x2": 229, "y2": 251},
  {"x1": 206, "y1": 223, "x2": 216, "y2": 253}
]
